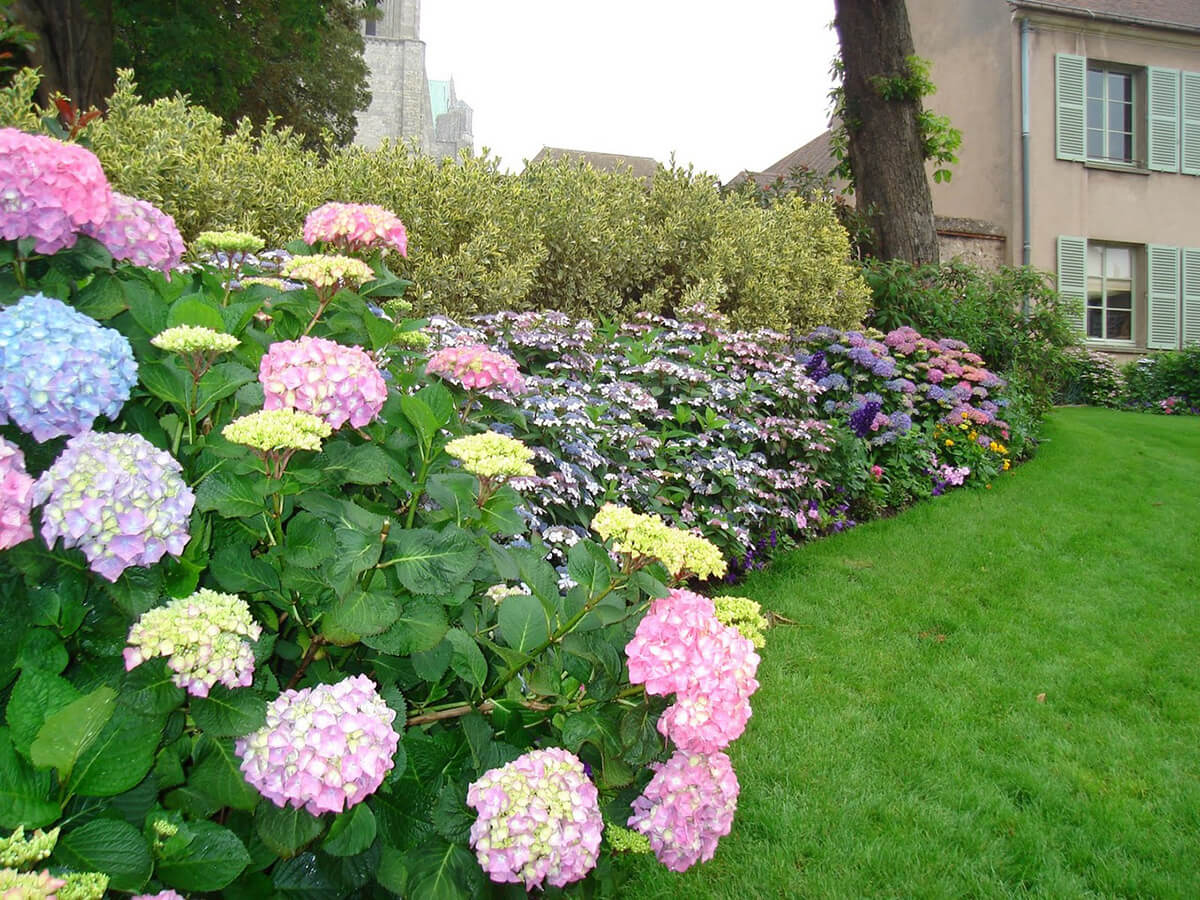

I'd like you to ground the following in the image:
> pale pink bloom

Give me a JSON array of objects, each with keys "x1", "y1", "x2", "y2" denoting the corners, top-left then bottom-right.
[
  {"x1": 260, "y1": 336, "x2": 388, "y2": 429},
  {"x1": 0, "y1": 437, "x2": 33, "y2": 549},
  {"x1": 304, "y1": 202, "x2": 408, "y2": 257},
  {"x1": 426, "y1": 343, "x2": 524, "y2": 394}
]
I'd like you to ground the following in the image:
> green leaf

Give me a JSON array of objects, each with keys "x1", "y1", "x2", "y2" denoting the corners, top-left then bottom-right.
[
  {"x1": 270, "y1": 851, "x2": 341, "y2": 898},
  {"x1": 73, "y1": 271, "x2": 127, "y2": 319},
  {"x1": 121, "y1": 658, "x2": 187, "y2": 716},
  {"x1": 123, "y1": 275, "x2": 169, "y2": 335},
  {"x1": 444, "y1": 629, "x2": 488, "y2": 691},
  {"x1": 322, "y1": 804, "x2": 377, "y2": 857},
  {"x1": 410, "y1": 640, "x2": 452, "y2": 681},
  {"x1": 196, "y1": 362, "x2": 256, "y2": 416},
  {"x1": 560, "y1": 709, "x2": 622, "y2": 756},
  {"x1": 284, "y1": 513, "x2": 337, "y2": 567},
  {"x1": 431, "y1": 782, "x2": 473, "y2": 843},
  {"x1": 196, "y1": 471, "x2": 266, "y2": 519},
  {"x1": 325, "y1": 587, "x2": 400, "y2": 639},
  {"x1": 189, "y1": 735, "x2": 259, "y2": 811},
  {"x1": 29, "y1": 685, "x2": 116, "y2": 781},
  {"x1": 383, "y1": 528, "x2": 480, "y2": 596},
  {"x1": 362, "y1": 599, "x2": 448, "y2": 656},
  {"x1": 330, "y1": 526, "x2": 384, "y2": 584},
  {"x1": 0, "y1": 729, "x2": 58, "y2": 828},
  {"x1": 211, "y1": 543, "x2": 281, "y2": 594},
  {"x1": 191, "y1": 685, "x2": 268, "y2": 738},
  {"x1": 54, "y1": 818, "x2": 152, "y2": 892},
  {"x1": 513, "y1": 547, "x2": 563, "y2": 609},
  {"x1": 17, "y1": 627, "x2": 68, "y2": 674},
  {"x1": 568, "y1": 540, "x2": 614, "y2": 598},
  {"x1": 403, "y1": 838, "x2": 480, "y2": 900},
  {"x1": 297, "y1": 492, "x2": 387, "y2": 534},
  {"x1": 6, "y1": 666, "x2": 80, "y2": 757},
  {"x1": 415, "y1": 382, "x2": 455, "y2": 427},
  {"x1": 156, "y1": 820, "x2": 251, "y2": 892},
  {"x1": 168, "y1": 295, "x2": 226, "y2": 331},
  {"x1": 68, "y1": 706, "x2": 164, "y2": 798},
  {"x1": 318, "y1": 441, "x2": 395, "y2": 486},
  {"x1": 140, "y1": 360, "x2": 190, "y2": 406},
  {"x1": 497, "y1": 592, "x2": 550, "y2": 653},
  {"x1": 424, "y1": 473, "x2": 479, "y2": 522},
  {"x1": 256, "y1": 801, "x2": 326, "y2": 858},
  {"x1": 400, "y1": 395, "x2": 440, "y2": 448}
]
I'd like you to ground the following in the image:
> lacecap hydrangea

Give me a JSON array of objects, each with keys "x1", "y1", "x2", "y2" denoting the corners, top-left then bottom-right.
[
  {"x1": 0, "y1": 437, "x2": 33, "y2": 550},
  {"x1": 235, "y1": 674, "x2": 400, "y2": 815},
  {"x1": 466, "y1": 748, "x2": 603, "y2": 890},
  {"x1": 627, "y1": 749, "x2": 740, "y2": 872},
  {"x1": 259, "y1": 336, "x2": 387, "y2": 429},
  {"x1": 33, "y1": 431, "x2": 195, "y2": 581},
  {"x1": 124, "y1": 590, "x2": 261, "y2": 697},
  {"x1": 0, "y1": 293, "x2": 138, "y2": 441},
  {"x1": 0, "y1": 127, "x2": 111, "y2": 254},
  {"x1": 82, "y1": 191, "x2": 185, "y2": 271}
]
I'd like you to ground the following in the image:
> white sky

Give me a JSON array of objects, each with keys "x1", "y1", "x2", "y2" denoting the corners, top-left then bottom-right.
[{"x1": 420, "y1": 1, "x2": 839, "y2": 182}]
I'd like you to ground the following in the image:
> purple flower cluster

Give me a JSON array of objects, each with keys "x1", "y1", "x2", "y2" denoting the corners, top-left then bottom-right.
[
  {"x1": 33, "y1": 431, "x2": 195, "y2": 581},
  {"x1": 467, "y1": 748, "x2": 603, "y2": 890},
  {"x1": 236, "y1": 674, "x2": 399, "y2": 815},
  {"x1": 83, "y1": 191, "x2": 185, "y2": 271},
  {"x1": 0, "y1": 294, "x2": 138, "y2": 441},
  {"x1": 259, "y1": 336, "x2": 388, "y2": 429},
  {"x1": 0, "y1": 437, "x2": 33, "y2": 550},
  {"x1": 0, "y1": 128, "x2": 111, "y2": 254},
  {"x1": 848, "y1": 400, "x2": 882, "y2": 439}
]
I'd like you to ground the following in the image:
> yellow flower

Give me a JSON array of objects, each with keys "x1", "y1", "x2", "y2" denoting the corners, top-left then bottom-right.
[
  {"x1": 1003, "y1": 459, "x2": 1011, "y2": 470},
  {"x1": 591, "y1": 503, "x2": 726, "y2": 580},
  {"x1": 945, "y1": 439, "x2": 954, "y2": 447}
]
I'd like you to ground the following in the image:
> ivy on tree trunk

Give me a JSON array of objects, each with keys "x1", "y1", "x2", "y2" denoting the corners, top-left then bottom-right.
[{"x1": 834, "y1": 0, "x2": 940, "y2": 265}]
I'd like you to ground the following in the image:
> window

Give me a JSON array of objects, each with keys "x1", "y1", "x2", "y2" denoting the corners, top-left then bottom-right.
[
  {"x1": 1087, "y1": 244, "x2": 1133, "y2": 340},
  {"x1": 1056, "y1": 55, "x2": 1200, "y2": 175},
  {"x1": 1087, "y1": 67, "x2": 1134, "y2": 163}
]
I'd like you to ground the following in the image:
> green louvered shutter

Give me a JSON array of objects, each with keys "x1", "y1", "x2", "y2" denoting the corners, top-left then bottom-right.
[
  {"x1": 1148, "y1": 67, "x2": 1181, "y2": 172},
  {"x1": 1147, "y1": 244, "x2": 1181, "y2": 349},
  {"x1": 1057, "y1": 236, "x2": 1087, "y2": 335},
  {"x1": 1182, "y1": 248, "x2": 1200, "y2": 347},
  {"x1": 1055, "y1": 54, "x2": 1087, "y2": 162},
  {"x1": 1181, "y1": 71, "x2": 1200, "y2": 175}
]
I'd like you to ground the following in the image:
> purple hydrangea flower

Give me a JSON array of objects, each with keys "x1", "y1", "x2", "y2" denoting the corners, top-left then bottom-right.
[
  {"x1": 889, "y1": 412, "x2": 913, "y2": 433},
  {"x1": 802, "y1": 350, "x2": 830, "y2": 381},
  {"x1": 0, "y1": 437, "x2": 33, "y2": 549},
  {"x1": 848, "y1": 401, "x2": 882, "y2": 439},
  {"x1": 817, "y1": 373, "x2": 847, "y2": 392},
  {"x1": 467, "y1": 747, "x2": 603, "y2": 890},
  {"x1": 0, "y1": 128, "x2": 111, "y2": 254},
  {"x1": 0, "y1": 293, "x2": 138, "y2": 441},
  {"x1": 236, "y1": 674, "x2": 400, "y2": 815},
  {"x1": 33, "y1": 432, "x2": 195, "y2": 581},
  {"x1": 82, "y1": 191, "x2": 185, "y2": 271}
]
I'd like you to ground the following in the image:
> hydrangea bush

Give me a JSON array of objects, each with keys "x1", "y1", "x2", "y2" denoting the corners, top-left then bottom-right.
[{"x1": 0, "y1": 130, "x2": 800, "y2": 898}]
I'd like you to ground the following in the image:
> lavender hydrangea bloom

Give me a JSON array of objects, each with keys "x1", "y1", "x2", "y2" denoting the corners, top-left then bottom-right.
[
  {"x1": 848, "y1": 401, "x2": 882, "y2": 439},
  {"x1": 802, "y1": 350, "x2": 830, "y2": 381},
  {"x1": 817, "y1": 373, "x2": 847, "y2": 392},
  {"x1": 33, "y1": 432, "x2": 195, "y2": 581},
  {"x1": 82, "y1": 191, "x2": 185, "y2": 271},
  {"x1": 236, "y1": 674, "x2": 399, "y2": 815},
  {"x1": 889, "y1": 412, "x2": 913, "y2": 433},
  {"x1": 0, "y1": 294, "x2": 138, "y2": 441}
]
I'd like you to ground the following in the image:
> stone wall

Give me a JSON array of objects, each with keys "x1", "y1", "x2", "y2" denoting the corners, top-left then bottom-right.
[{"x1": 935, "y1": 216, "x2": 1007, "y2": 270}]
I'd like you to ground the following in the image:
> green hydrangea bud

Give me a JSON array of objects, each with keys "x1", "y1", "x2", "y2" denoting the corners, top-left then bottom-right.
[
  {"x1": 151, "y1": 325, "x2": 240, "y2": 355},
  {"x1": 194, "y1": 230, "x2": 266, "y2": 254},
  {"x1": 0, "y1": 827, "x2": 59, "y2": 868},
  {"x1": 713, "y1": 595, "x2": 768, "y2": 648},
  {"x1": 223, "y1": 409, "x2": 332, "y2": 453},
  {"x1": 57, "y1": 871, "x2": 110, "y2": 900},
  {"x1": 605, "y1": 822, "x2": 651, "y2": 854},
  {"x1": 445, "y1": 432, "x2": 535, "y2": 480}
]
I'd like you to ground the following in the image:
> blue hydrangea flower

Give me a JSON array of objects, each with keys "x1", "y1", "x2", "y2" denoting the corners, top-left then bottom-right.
[
  {"x1": 33, "y1": 432, "x2": 195, "y2": 581},
  {"x1": 0, "y1": 294, "x2": 138, "y2": 441}
]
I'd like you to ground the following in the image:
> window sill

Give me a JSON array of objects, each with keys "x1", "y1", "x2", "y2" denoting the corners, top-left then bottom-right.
[{"x1": 1083, "y1": 160, "x2": 1150, "y2": 175}]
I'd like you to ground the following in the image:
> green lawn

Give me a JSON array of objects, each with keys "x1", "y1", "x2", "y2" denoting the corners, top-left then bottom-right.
[{"x1": 616, "y1": 407, "x2": 1200, "y2": 899}]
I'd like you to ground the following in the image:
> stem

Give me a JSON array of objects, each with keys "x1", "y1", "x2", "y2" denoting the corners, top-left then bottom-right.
[
  {"x1": 360, "y1": 520, "x2": 391, "y2": 590},
  {"x1": 404, "y1": 697, "x2": 552, "y2": 727},
  {"x1": 286, "y1": 635, "x2": 327, "y2": 691},
  {"x1": 403, "y1": 452, "x2": 434, "y2": 528},
  {"x1": 303, "y1": 294, "x2": 332, "y2": 336}
]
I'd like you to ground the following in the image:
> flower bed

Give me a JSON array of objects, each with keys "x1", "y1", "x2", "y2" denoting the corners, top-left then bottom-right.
[{"x1": 0, "y1": 128, "x2": 1033, "y2": 899}]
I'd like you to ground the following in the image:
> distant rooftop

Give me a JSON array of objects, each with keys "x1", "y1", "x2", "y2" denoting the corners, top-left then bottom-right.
[
  {"x1": 527, "y1": 147, "x2": 659, "y2": 182},
  {"x1": 1010, "y1": 0, "x2": 1200, "y2": 33}
]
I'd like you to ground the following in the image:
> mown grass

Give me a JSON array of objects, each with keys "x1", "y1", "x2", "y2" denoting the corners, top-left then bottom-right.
[{"x1": 615, "y1": 408, "x2": 1200, "y2": 899}]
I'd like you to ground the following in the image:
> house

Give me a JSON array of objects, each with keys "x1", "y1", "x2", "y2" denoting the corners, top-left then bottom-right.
[
  {"x1": 754, "y1": 0, "x2": 1200, "y2": 358},
  {"x1": 526, "y1": 147, "x2": 661, "y2": 183}
]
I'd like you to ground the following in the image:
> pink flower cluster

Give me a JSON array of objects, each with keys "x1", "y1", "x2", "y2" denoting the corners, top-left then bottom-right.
[
  {"x1": 82, "y1": 191, "x2": 185, "y2": 271},
  {"x1": 627, "y1": 750, "x2": 740, "y2": 873},
  {"x1": 132, "y1": 892, "x2": 186, "y2": 900},
  {"x1": 235, "y1": 674, "x2": 399, "y2": 815},
  {"x1": 426, "y1": 343, "x2": 524, "y2": 394},
  {"x1": 466, "y1": 748, "x2": 602, "y2": 890},
  {"x1": 0, "y1": 437, "x2": 33, "y2": 549},
  {"x1": 260, "y1": 336, "x2": 388, "y2": 429},
  {"x1": 626, "y1": 588, "x2": 760, "y2": 754},
  {"x1": 303, "y1": 202, "x2": 408, "y2": 257},
  {"x1": 938, "y1": 463, "x2": 970, "y2": 486},
  {"x1": 0, "y1": 128, "x2": 111, "y2": 254}
]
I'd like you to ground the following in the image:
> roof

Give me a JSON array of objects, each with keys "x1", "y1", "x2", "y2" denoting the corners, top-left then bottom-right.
[
  {"x1": 1010, "y1": 0, "x2": 1200, "y2": 33},
  {"x1": 761, "y1": 131, "x2": 838, "y2": 180},
  {"x1": 527, "y1": 147, "x2": 659, "y2": 181}
]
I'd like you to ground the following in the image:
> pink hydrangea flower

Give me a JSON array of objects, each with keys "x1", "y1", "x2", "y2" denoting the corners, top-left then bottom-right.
[
  {"x1": 0, "y1": 437, "x2": 33, "y2": 549},
  {"x1": 303, "y1": 202, "x2": 408, "y2": 257},
  {"x1": 467, "y1": 748, "x2": 602, "y2": 890},
  {"x1": 0, "y1": 127, "x2": 111, "y2": 254},
  {"x1": 259, "y1": 336, "x2": 388, "y2": 429},
  {"x1": 628, "y1": 750, "x2": 740, "y2": 872},
  {"x1": 426, "y1": 343, "x2": 524, "y2": 394},
  {"x1": 625, "y1": 589, "x2": 722, "y2": 697},
  {"x1": 235, "y1": 674, "x2": 399, "y2": 816},
  {"x1": 83, "y1": 191, "x2": 185, "y2": 271},
  {"x1": 132, "y1": 890, "x2": 187, "y2": 899}
]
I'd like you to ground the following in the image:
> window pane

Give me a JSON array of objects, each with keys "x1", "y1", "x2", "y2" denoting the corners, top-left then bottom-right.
[
  {"x1": 1108, "y1": 72, "x2": 1132, "y2": 102},
  {"x1": 1107, "y1": 287, "x2": 1132, "y2": 310},
  {"x1": 1088, "y1": 98, "x2": 1103, "y2": 128},
  {"x1": 1109, "y1": 132, "x2": 1132, "y2": 161},
  {"x1": 1087, "y1": 307, "x2": 1104, "y2": 337},
  {"x1": 1105, "y1": 248, "x2": 1132, "y2": 279},
  {"x1": 1107, "y1": 309, "x2": 1131, "y2": 339},
  {"x1": 1088, "y1": 130, "x2": 1105, "y2": 158},
  {"x1": 1088, "y1": 69, "x2": 1104, "y2": 97},
  {"x1": 1088, "y1": 246, "x2": 1103, "y2": 276}
]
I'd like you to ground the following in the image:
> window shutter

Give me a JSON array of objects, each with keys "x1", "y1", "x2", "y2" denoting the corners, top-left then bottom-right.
[
  {"x1": 1147, "y1": 67, "x2": 1181, "y2": 172},
  {"x1": 1056, "y1": 236, "x2": 1087, "y2": 335},
  {"x1": 1182, "y1": 248, "x2": 1200, "y2": 347},
  {"x1": 1147, "y1": 244, "x2": 1181, "y2": 349},
  {"x1": 1182, "y1": 71, "x2": 1200, "y2": 176},
  {"x1": 1055, "y1": 54, "x2": 1086, "y2": 162}
]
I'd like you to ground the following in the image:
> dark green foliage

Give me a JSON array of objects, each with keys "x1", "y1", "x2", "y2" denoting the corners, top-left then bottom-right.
[{"x1": 1122, "y1": 346, "x2": 1200, "y2": 409}]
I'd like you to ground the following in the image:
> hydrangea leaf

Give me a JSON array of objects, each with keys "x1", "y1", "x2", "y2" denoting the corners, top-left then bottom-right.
[
  {"x1": 324, "y1": 588, "x2": 401, "y2": 641},
  {"x1": 189, "y1": 736, "x2": 260, "y2": 811},
  {"x1": 284, "y1": 513, "x2": 337, "y2": 568},
  {"x1": 195, "y1": 362, "x2": 256, "y2": 417},
  {"x1": 6, "y1": 666, "x2": 80, "y2": 757},
  {"x1": 196, "y1": 471, "x2": 268, "y2": 519},
  {"x1": 497, "y1": 593, "x2": 550, "y2": 654},
  {"x1": 139, "y1": 360, "x2": 190, "y2": 406},
  {"x1": 444, "y1": 628, "x2": 487, "y2": 691},
  {"x1": 120, "y1": 657, "x2": 187, "y2": 717},
  {"x1": 29, "y1": 685, "x2": 116, "y2": 782},
  {"x1": 155, "y1": 820, "x2": 251, "y2": 892},
  {"x1": 72, "y1": 271, "x2": 127, "y2": 320},
  {"x1": 68, "y1": 706, "x2": 164, "y2": 798},
  {"x1": 318, "y1": 441, "x2": 395, "y2": 486},
  {"x1": 402, "y1": 838, "x2": 480, "y2": 900},
  {"x1": 0, "y1": 729, "x2": 59, "y2": 828},
  {"x1": 382, "y1": 528, "x2": 479, "y2": 597},
  {"x1": 322, "y1": 803, "x2": 377, "y2": 857},
  {"x1": 210, "y1": 543, "x2": 281, "y2": 595},
  {"x1": 255, "y1": 801, "x2": 326, "y2": 858},
  {"x1": 52, "y1": 817, "x2": 152, "y2": 892},
  {"x1": 167, "y1": 296, "x2": 225, "y2": 332},
  {"x1": 191, "y1": 685, "x2": 268, "y2": 738}
]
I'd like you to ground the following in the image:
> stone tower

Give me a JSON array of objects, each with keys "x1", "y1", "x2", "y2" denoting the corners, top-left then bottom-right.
[{"x1": 354, "y1": 0, "x2": 473, "y2": 159}]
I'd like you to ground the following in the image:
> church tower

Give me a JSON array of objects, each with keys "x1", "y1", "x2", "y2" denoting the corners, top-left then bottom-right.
[{"x1": 353, "y1": 0, "x2": 473, "y2": 159}]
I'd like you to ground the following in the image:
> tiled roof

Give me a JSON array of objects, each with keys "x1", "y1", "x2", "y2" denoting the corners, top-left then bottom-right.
[
  {"x1": 526, "y1": 147, "x2": 659, "y2": 182},
  {"x1": 1011, "y1": 0, "x2": 1200, "y2": 32}
]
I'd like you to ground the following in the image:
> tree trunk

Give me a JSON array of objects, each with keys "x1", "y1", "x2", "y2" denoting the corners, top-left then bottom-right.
[
  {"x1": 12, "y1": 0, "x2": 113, "y2": 111},
  {"x1": 834, "y1": 0, "x2": 940, "y2": 265}
]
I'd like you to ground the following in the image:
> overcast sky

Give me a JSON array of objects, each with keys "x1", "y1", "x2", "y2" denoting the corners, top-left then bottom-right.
[{"x1": 420, "y1": 1, "x2": 839, "y2": 182}]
